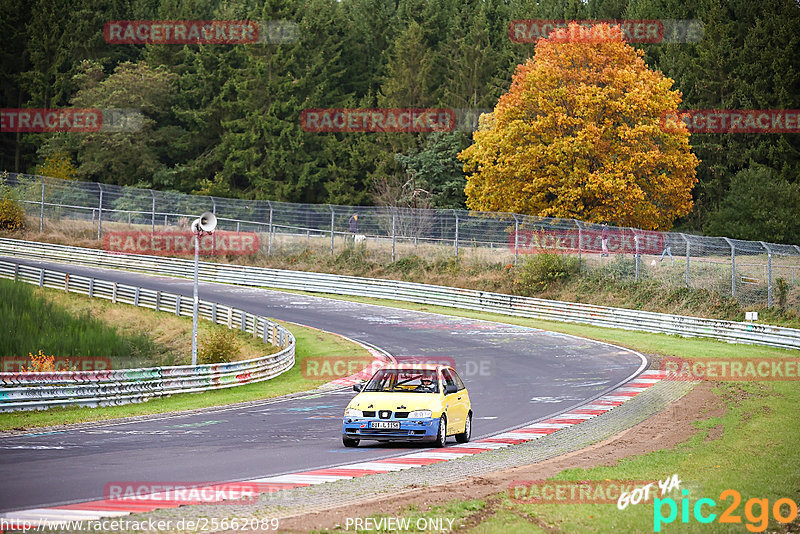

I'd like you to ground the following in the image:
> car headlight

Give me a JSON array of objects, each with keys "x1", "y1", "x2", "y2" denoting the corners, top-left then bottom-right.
[
  {"x1": 344, "y1": 408, "x2": 363, "y2": 417},
  {"x1": 408, "y1": 410, "x2": 432, "y2": 418}
]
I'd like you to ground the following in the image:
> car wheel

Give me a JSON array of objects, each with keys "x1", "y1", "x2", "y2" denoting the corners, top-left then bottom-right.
[
  {"x1": 456, "y1": 412, "x2": 472, "y2": 443},
  {"x1": 435, "y1": 415, "x2": 447, "y2": 447},
  {"x1": 343, "y1": 437, "x2": 359, "y2": 447}
]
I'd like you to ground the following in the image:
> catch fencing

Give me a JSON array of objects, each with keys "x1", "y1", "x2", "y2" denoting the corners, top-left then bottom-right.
[
  {"x1": 0, "y1": 259, "x2": 295, "y2": 412},
  {"x1": 2, "y1": 172, "x2": 800, "y2": 309},
  {"x1": 1, "y1": 239, "x2": 798, "y2": 351}
]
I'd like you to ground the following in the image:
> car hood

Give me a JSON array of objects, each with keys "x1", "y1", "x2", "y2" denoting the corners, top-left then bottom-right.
[{"x1": 349, "y1": 392, "x2": 441, "y2": 412}]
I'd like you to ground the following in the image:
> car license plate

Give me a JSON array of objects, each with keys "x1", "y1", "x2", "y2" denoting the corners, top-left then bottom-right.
[{"x1": 371, "y1": 421, "x2": 400, "y2": 429}]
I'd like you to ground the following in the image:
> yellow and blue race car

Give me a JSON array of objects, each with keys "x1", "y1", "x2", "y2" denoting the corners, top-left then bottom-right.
[{"x1": 342, "y1": 363, "x2": 471, "y2": 448}]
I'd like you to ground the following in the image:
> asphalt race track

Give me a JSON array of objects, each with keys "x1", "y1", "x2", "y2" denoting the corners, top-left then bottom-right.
[{"x1": 0, "y1": 257, "x2": 646, "y2": 513}]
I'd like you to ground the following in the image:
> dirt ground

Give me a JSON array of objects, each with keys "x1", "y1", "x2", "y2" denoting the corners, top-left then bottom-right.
[{"x1": 279, "y1": 381, "x2": 721, "y2": 532}]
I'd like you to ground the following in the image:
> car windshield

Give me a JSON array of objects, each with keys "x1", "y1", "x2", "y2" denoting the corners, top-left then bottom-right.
[{"x1": 363, "y1": 369, "x2": 439, "y2": 393}]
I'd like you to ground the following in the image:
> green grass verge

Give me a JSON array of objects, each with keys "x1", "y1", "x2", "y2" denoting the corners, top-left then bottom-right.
[
  {"x1": 0, "y1": 317, "x2": 371, "y2": 432},
  {"x1": 0, "y1": 277, "x2": 157, "y2": 361}
]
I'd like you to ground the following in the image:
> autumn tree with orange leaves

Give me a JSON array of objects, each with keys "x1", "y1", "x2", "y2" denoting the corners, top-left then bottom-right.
[{"x1": 459, "y1": 23, "x2": 699, "y2": 230}]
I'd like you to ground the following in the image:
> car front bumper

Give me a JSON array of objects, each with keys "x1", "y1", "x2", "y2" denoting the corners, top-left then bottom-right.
[{"x1": 342, "y1": 417, "x2": 440, "y2": 441}]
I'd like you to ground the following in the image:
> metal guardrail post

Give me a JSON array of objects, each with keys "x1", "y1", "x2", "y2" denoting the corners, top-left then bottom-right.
[
  {"x1": 723, "y1": 237, "x2": 735, "y2": 297},
  {"x1": 680, "y1": 233, "x2": 690, "y2": 288},
  {"x1": 453, "y1": 210, "x2": 459, "y2": 258},
  {"x1": 329, "y1": 205, "x2": 335, "y2": 255},
  {"x1": 267, "y1": 201, "x2": 273, "y2": 255},
  {"x1": 513, "y1": 215, "x2": 520, "y2": 266},
  {"x1": 96, "y1": 183, "x2": 104, "y2": 240},
  {"x1": 39, "y1": 176, "x2": 45, "y2": 232},
  {"x1": 760, "y1": 241, "x2": 772, "y2": 307}
]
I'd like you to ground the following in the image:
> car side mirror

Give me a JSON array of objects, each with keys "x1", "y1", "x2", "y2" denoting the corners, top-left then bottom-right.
[
  {"x1": 445, "y1": 384, "x2": 458, "y2": 394},
  {"x1": 353, "y1": 383, "x2": 363, "y2": 392}
]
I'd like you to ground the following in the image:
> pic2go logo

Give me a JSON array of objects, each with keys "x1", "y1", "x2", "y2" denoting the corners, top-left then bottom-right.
[{"x1": 654, "y1": 489, "x2": 799, "y2": 532}]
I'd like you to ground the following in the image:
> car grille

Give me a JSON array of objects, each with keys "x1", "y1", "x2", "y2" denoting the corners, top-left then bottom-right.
[
  {"x1": 362, "y1": 411, "x2": 376, "y2": 417},
  {"x1": 395, "y1": 412, "x2": 409, "y2": 418}
]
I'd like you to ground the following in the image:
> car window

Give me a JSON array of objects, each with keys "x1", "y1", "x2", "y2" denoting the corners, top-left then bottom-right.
[
  {"x1": 441, "y1": 368, "x2": 457, "y2": 392},
  {"x1": 363, "y1": 369, "x2": 439, "y2": 393},
  {"x1": 451, "y1": 369, "x2": 466, "y2": 390}
]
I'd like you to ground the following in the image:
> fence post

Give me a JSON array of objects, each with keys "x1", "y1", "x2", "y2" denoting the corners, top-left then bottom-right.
[
  {"x1": 96, "y1": 183, "x2": 104, "y2": 240},
  {"x1": 513, "y1": 215, "x2": 520, "y2": 266},
  {"x1": 680, "y1": 233, "x2": 690, "y2": 288},
  {"x1": 453, "y1": 210, "x2": 459, "y2": 258},
  {"x1": 574, "y1": 219, "x2": 581, "y2": 272},
  {"x1": 723, "y1": 237, "x2": 735, "y2": 297},
  {"x1": 329, "y1": 205, "x2": 335, "y2": 255},
  {"x1": 40, "y1": 176, "x2": 45, "y2": 231},
  {"x1": 391, "y1": 207, "x2": 396, "y2": 262},
  {"x1": 633, "y1": 229, "x2": 640, "y2": 281},
  {"x1": 267, "y1": 200, "x2": 273, "y2": 256},
  {"x1": 210, "y1": 196, "x2": 217, "y2": 250},
  {"x1": 150, "y1": 190, "x2": 155, "y2": 235},
  {"x1": 760, "y1": 241, "x2": 772, "y2": 307}
]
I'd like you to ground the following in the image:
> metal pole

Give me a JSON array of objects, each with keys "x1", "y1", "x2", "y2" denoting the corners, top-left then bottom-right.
[
  {"x1": 633, "y1": 229, "x2": 640, "y2": 281},
  {"x1": 329, "y1": 205, "x2": 335, "y2": 255},
  {"x1": 760, "y1": 242, "x2": 772, "y2": 307},
  {"x1": 151, "y1": 190, "x2": 155, "y2": 235},
  {"x1": 574, "y1": 219, "x2": 581, "y2": 272},
  {"x1": 39, "y1": 176, "x2": 45, "y2": 231},
  {"x1": 192, "y1": 232, "x2": 199, "y2": 366},
  {"x1": 723, "y1": 237, "x2": 735, "y2": 297},
  {"x1": 453, "y1": 210, "x2": 459, "y2": 258},
  {"x1": 391, "y1": 208, "x2": 396, "y2": 262},
  {"x1": 267, "y1": 201, "x2": 273, "y2": 255},
  {"x1": 96, "y1": 184, "x2": 104, "y2": 240},
  {"x1": 680, "y1": 233, "x2": 690, "y2": 288},
  {"x1": 513, "y1": 215, "x2": 520, "y2": 266}
]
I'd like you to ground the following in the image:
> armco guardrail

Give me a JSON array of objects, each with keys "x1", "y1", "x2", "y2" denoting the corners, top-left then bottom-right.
[
  {"x1": 1, "y1": 238, "x2": 799, "y2": 350},
  {"x1": 0, "y1": 259, "x2": 295, "y2": 412}
]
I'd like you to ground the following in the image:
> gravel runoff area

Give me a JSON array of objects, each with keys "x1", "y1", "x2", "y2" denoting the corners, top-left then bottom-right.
[{"x1": 40, "y1": 376, "x2": 696, "y2": 533}]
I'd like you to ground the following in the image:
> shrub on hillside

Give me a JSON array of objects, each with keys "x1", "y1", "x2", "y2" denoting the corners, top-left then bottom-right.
[
  {"x1": 198, "y1": 326, "x2": 240, "y2": 364},
  {"x1": 515, "y1": 253, "x2": 579, "y2": 294},
  {"x1": 0, "y1": 185, "x2": 26, "y2": 232}
]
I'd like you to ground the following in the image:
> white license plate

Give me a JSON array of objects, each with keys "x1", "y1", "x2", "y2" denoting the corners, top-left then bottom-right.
[{"x1": 371, "y1": 421, "x2": 400, "y2": 429}]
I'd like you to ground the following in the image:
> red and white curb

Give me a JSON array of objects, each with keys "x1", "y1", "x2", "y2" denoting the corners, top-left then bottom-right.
[{"x1": 0, "y1": 371, "x2": 667, "y2": 528}]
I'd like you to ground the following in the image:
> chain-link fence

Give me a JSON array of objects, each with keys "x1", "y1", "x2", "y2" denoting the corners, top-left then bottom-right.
[{"x1": 3, "y1": 172, "x2": 799, "y2": 309}]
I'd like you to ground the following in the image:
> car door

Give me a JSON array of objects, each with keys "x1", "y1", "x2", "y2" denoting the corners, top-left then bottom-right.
[
  {"x1": 451, "y1": 368, "x2": 470, "y2": 427},
  {"x1": 441, "y1": 368, "x2": 466, "y2": 434}
]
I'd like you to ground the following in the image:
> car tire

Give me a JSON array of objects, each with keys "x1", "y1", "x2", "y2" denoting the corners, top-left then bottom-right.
[
  {"x1": 434, "y1": 415, "x2": 447, "y2": 447},
  {"x1": 456, "y1": 412, "x2": 472, "y2": 443},
  {"x1": 342, "y1": 437, "x2": 359, "y2": 447}
]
